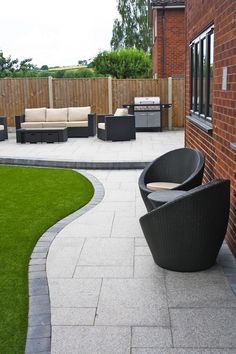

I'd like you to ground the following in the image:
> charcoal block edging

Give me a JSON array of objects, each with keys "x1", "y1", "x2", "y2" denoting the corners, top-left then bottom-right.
[
  {"x1": 0, "y1": 157, "x2": 148, "y2": 170},
  {"x1": 25, "y1": 171, "x2": 105, "y2": 354}
]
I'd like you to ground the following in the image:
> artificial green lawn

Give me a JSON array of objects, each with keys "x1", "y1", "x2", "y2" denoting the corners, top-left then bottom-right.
[{"x1": 0, "y1": 165, "x2": 94, "y2": 354}]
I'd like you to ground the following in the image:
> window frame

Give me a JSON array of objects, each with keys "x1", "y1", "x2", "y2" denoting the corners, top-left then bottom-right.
[{"x1": 189, "y1": 25, "x2": 214, "y2": 124}]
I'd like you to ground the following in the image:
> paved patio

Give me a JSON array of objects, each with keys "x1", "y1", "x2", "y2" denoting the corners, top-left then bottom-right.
[
  {"x1": 47, "y1": 169, "x2": 236, "y2": 354},
  {"x1": 2, "y1": 130, "x2": 236, "y2": 353},
  {"x1": 0, "y1": 131, "x2": 184, "y2": 167}
]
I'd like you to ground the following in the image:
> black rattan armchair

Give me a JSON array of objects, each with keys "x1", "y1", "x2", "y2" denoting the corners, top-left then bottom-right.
[
  {"x1": 97, "y1": 114, "x2": 136, "y2": 141},
  {"x1": 0, "y1": 116, "x2": 8, "y2": 141},
  {"x1": 139, "y1": 179, "x2": 230, "y2": 272},
  {"x1": 139, "y1": 148, "x2": 205, "y2": 211}
]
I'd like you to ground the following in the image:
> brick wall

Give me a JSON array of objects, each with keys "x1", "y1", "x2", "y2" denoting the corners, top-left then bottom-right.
[
  {"x1": 185, "y1": 0, "x2": 236, "y2": 255},
  {"x1": 152, "y1": 8, "x2": 185, "y2": 78}
]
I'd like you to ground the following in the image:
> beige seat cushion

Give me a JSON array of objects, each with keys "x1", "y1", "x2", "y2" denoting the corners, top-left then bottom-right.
[
  {"x1": 42, "y1": 122, "x2": 67, "y2": 128},
  {"x1": 25, "y1": 108, "x2": 46, "y2": 122},
  {"x1": 98, "y1": 122, "x2": 106, "y2": 130},
  {"x1": 0, "y1": 125, "x2": 4, "y2": 131},
  {"x1": 68, "y1": 107, "x2": 91, "y2": 121},
  {"x1": 21, "y1": 122, "x2": 43, "y2": 128},
  {"x1": 146, "y1": 182, "x2": 181, "y2": 191},
  {"x1": 46, "y1": 108, "x2": 68, "y2": 122},
  {"x1": 114, "y1": 108, "x2": 128, "y2": 116},
  {"x1": 66, "y1": 121, "x2": 88, "y2": 127}
]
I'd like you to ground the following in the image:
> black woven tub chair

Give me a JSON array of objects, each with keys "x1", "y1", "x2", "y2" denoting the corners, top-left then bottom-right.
[
  {"x1": 139, "y1": 179, "x2": 230, "y2": 272},
  {"x1": 139, "y1": 148, "x2": 205, "y2": 211},
  {"x1": 0, "y1": 116, "x2": 8, "y2": 141},
  {"x1": 97, "y1": 108, "x2": 136, "y2": 141}
]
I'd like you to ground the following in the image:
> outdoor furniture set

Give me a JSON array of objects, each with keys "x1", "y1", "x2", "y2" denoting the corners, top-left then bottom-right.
[
  {"x1": 15, "y1": 107, "x2": 136, "y2": 143},
  {"x1": 0, "y1": 116, "x2": 8, "y2": 141},
  {"x1": 138, "y1": 148, "x2": 230, "y2": 272},
  {"x1": 15, "y1": 107, "x2": 96, "y2": 143}
]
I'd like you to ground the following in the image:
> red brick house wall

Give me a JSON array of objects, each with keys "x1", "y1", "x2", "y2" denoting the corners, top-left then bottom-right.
[
  {"x1": 152, "y1": 8, "x2": 185, "y2": 78},
  {"x1": 185, "y1": 0, "x2": 236, "y2": 254}
]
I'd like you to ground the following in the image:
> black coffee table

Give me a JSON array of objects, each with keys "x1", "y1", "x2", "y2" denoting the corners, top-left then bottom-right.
[
  {"x1": 16, "y1": 128, "x2": 68, "y2": 143},
  {"x1": 147, "y1": 189, "x2": 187, "y2": 209}
]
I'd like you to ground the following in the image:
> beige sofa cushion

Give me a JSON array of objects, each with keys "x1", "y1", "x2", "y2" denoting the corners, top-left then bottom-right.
[
  {"x1": 42, "y1": 122, "x2": 67, "y2": 128},
  {"x1": 68, "y1": 107, "x2": 91, "y2": 121},
  {"x1": 25, "y1": 108, "x2": 46, "y2": 122},
  {"x1": 21, "y1": 122, "x2": 43, "y2": 128},
  {"x1": 46, "y1": 108, "x2": 68, "y2": 122},
  {"x1": 146, "y1": 182, "x2": 181, "y2": 191},
  {"x1": 98, "y1": 122, "x2": 105, "y2": 130},
  {"x1": 0, "y1": 125, "x2": 4, "y2": 131},
  {"x1": 66, "y1": 121, "x2": 88, "y2": 127},
  {"x1": 114, "y1": 108, "x2": 128, "y2": 116}
]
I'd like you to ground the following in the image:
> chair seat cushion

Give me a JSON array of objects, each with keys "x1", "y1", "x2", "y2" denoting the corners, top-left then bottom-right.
[
  {"x1": 146, "y1": 182, "x2": 181, "y2": 191},
  {"x1": 21, "y1": 122, "x2": 43, "y2": 128},
  {"x1": 0, "y1": 125, "x2": 4, "y2": 131},
  {"x1": 98, "y1": 122, "x2": 106, "y2": 130}
]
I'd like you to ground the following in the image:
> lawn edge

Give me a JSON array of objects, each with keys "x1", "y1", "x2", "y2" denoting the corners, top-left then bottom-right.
[{"x1": 25, "y1": 170, "x2": 105, "y2": 354}]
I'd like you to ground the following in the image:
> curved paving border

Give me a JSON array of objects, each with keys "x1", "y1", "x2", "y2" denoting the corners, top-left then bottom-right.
[
  {"x1": 25, "y1": 171, "x2": 105, "y2": 354},
  {"x1": 0, "y1": 157, "x2": 148, "y2": 170}
]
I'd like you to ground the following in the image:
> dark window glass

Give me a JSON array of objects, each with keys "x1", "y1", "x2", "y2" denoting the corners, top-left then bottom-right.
[
  {"x1": 196, "y1": 43, "x2": 200, "y2": 112},
  {"x1": 190, "y1": 26, "x2": 214, "y2": 121},
  {"x1": 202, "y1": 38, "x2": 206, "y2": 115},
  {"x1": 190, "y1": 46, "x2": 194, "y2": 110},
  {"x1": 209, "y1": 32, "x2": 214, "y2": 117}
]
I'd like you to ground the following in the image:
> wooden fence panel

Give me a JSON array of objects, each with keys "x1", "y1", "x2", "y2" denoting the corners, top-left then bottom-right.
[
  {"x1": 0, "y1": 78, "x2": 49, "y2": 126},
  {"x1": 0, "y1": 77, "x2": 184, "y2": 128},
  {"x1": 53, "y1": 78, "x2": 109, "y2": 114},
  {"x1": 172, "y1": 78, "x2": 185, "y2": 128}
]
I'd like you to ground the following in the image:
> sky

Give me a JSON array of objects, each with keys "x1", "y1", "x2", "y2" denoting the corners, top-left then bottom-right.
[{"x1": 0, "y1": 0, "x2": 119, "y2": 68}]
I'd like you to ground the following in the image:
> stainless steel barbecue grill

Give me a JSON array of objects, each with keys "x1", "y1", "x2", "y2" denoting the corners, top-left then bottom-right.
[{"x1": 123, "y1": 97, "x2": 171, "y2": 132}]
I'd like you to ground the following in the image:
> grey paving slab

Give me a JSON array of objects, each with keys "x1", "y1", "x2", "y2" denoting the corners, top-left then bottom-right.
[
  {"x1": 170, "y1": 308, "x2": 236, "y2": 348},
  {"x1": 135, "y1": 246, "x2": 152, "y2": 256},
  {"x1": 111, "y1": 215, "x2": 144, "y2": 237},
  {"x1": 132, "y1": 326, "x2": 172, "y2": 348},
  {"x1": 59, "y1": 218, "x2": 113, "y2": 238},
  {"x1": 74, "y1": 265, "x2": 133, "y2": 278},
  {"x1": 51, "y1": 326, "x2": 131, "y2": 354},
  {"x1": 78, "y1": 238, "x2": 134, "y2": 266},
  {"x1": 131, "y1": 349, "x2": 236, "y2": 354},
  {"x1": 134, "y1": 256, "x2": 164, "y2": 278},
  {"x1": 49, "y1": 278, "x2": 101, "y2": 307},
  {"x1": 51, "y1": 307, "x2": 96, "y2": 325},
  {"x1": 96, "y1": 278, "x2": 169, "y2": 326},
  {"x1": 166, "y1": 269, "x2": 236, "y2": 308}
]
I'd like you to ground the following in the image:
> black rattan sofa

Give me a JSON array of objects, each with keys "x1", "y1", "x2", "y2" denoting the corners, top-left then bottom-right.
[
  {"x1": 139, "y1": 148, "x2": 205, "y2": 211},
  {"x1": 15, "y1": 107, "x2": 96, "y2": 138},
  {"x1": 139, "y1": 179, "x2": 230, "y2": 272},
  {"x1": 0, "y1": 116, "x2": 8, "y2": 141}
]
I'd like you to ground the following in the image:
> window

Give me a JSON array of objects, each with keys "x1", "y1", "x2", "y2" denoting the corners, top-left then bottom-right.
[{"x1": 190, "y1": 26, "x2": 214, "y2": 122}]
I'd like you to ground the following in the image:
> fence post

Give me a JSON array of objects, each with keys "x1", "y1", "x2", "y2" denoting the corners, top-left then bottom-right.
[
  {"x1": 168, "y1": 77, "x2": 173, "y2": 130},
  {"x1": 48, "y1": 76, "x2": 53, "y2": 108},
  {"x1": 108, "y1": 76, "x2": 113, "y2": 114}
]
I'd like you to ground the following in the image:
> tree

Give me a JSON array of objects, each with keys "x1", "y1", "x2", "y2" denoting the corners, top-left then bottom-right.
[
  {"x1": 111, "y1": 0, "x2": 151, "y2": 53},
  {"x1": 0, "y1": 50, "x2": 35, "y2": 77},
  {"x1": 91, "y1": 48, "x2": 152, "y2": 79},
  {"x1": 40, "y1": 65, "x2": 49, "y2": 70}
]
